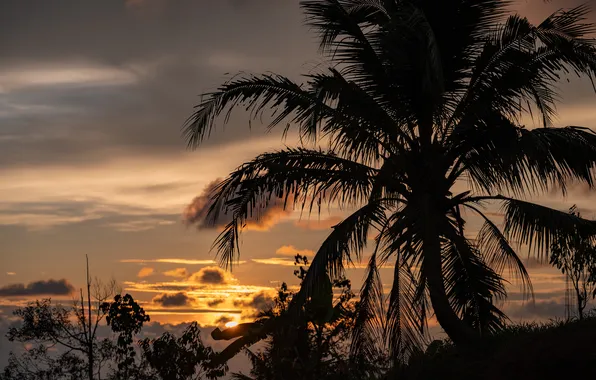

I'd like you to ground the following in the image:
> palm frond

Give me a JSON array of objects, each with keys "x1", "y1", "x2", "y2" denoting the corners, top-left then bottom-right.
[
  {"x1": 450, "y1": 116, "x2": 596, "y2": 196},
  {"x1": 307, "y1": 68, "x2": 411, "y2": 159},
  {"x1": 183, "y1": 74, "x2": 315, "y2": 147},
  {"x1": 203, "y1": 148, "x2": 380, "y2": 268},
  {"x1": 386, "y1": 256, "x2": 428, "y2": 361},
  {"x1": 442, "y1": 233, "x2": 508, "y2": 336},
  {"x1": 294, "y1": 201, "x2": 389, "y2": 311},
  {"x1": 350, "y1": 250, "x2": 386, "y2": 361},
  {"x1": 466, "y1": 204, "x2": 534, "y2": 300},
  {"x1": 467, "y1": 195, "x2": 596, "y2": 260},
  {"x1": 500, "y1": 196, "x2": 596, "y2": 259},
  {"x1": 452, "y1": 5, "x2": 596, "y2": 132}
]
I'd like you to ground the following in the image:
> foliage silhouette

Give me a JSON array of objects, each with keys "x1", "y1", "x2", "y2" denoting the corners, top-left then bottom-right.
[
  {"x1": 102, "y1": 293, "x2": 150, "y2": 377},
  {"x1": 139, "y1": 322, "x2": 227, "y2": 380},
  {"x1": 549, "y1": 205, "x2": 596, "y2": 320},
  {"x1": 3, "y1": 274, "x2": 123, "y2": 380},
  {"x1": 184, "y1": 0, "x2": 596, "y2": 352},
  {"x1": 216, "y1": 255, "x2": 389, "y2": 380},
  {"x1": 395, "y1": 311, "x2": 596, "y2": 380},
  {"x1": 1, "y1": 293, "x2": 225, "y2": 380}
]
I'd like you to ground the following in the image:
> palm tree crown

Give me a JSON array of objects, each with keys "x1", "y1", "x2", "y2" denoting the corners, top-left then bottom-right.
[{"x1": 184, "y1": 0, "x2": 596, "y2": 359}]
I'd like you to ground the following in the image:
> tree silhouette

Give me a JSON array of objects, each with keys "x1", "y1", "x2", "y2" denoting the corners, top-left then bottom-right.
[
  {"x1": 550, "y1": 206, "x2": 596, "y2": 320},
  {"x1": 139, "y1": 322, "x2": 226, "y2": 380},
  {"x1": 217, "y1": 255, "x2": 386, "y2": 380},
  {"x1": 3, "y1": 291, "x2": 150, "y2": 380},
  {"x1": 184, "y1": 0, "x2": 596, "y2": 352}
]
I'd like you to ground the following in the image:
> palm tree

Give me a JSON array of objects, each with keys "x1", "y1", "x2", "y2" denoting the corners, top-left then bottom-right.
[{"x1": 184, "y1": 0, "x2": 596, "y2": 355}]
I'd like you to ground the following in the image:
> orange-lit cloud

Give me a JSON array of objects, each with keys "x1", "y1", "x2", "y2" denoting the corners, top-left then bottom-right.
[
  {"x1": 0, "y1": 279, "x2": 75, "y2": 297},
  {"x1": 207, "y1": 298, "x2": 226, "y2": 307},
  {"x1": 214, "y1": 315, "x2": 234, "y2": 325},
  {"x1": 183, "y1": 178, "x2": 292, "y2": 232},
  {"x1": 164, "y1": 268, "x2": 189, "y2": 278},
  {"x1": 152, "y1": 292, "x2": 193, "y2": 307},
  {"x1": 275, "y1": 245, "x2": 314, "y2": 257},
  {"x1": 137, "y1": 267, "x2": 155, "y2": 278},
  {"x1": 121, "y1": 259, "x2": 216, "y2": 265},
  {"x1": 251, "y1": 256, "x2": 397, "y2": 269},
  {"x1": 6, "y1": 272, "x2": 16, "y2": 276},
  {"x1": 233, "y1": 290, "x2": 276, "y2": 318},
  {"x1": 294, "y1": 216, "x2": 343, "y2": 230},
  {"x1": 189, "y1": 266, "x2": 231, "y2": 285},
  {"x1": 251, "y1": 258, "x2": 297, "y2": 266}
]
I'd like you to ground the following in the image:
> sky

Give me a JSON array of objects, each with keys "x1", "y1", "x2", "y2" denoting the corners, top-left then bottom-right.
[{"x1": 1, "y1": 0, "x2": 596, "y2": 374}]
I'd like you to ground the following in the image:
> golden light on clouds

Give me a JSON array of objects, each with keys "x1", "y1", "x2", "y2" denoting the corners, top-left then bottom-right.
[
  {"x1": 0, "y1": 64, "x2": 139, "y2": 93},
  {"x1": 294, "y1": 216, "x2": 343, "y2": 230},
  {"x1": 183, "y1": 178, "x2": 293, "y2": 232},
  {"x1": 251, "y1": 258, "x2": 297, "y2": 266},
  {"x1": 163, "y1": 268, "x2": 189, "y2": 278},
  {"x1": 137, "y1": 267, "x2": 155, "y2": 278},
  {"x1": 275, "y1": 245, "x2": 314, "y2": 257},
  {"x1": 224, "y1": 321, "x2": 239, "y2": 328},
  {"x1": 122, "y1": 259, "x2": 216, "y2": 265}
]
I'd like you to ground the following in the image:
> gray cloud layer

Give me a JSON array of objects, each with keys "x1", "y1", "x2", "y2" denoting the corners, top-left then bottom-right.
[
  {"x1": 0, "y1": 279, "x2": 75, "y2": 297},
  {"x1": 4, "y1": 0, "x2": 591, "y2": 170},
  {"x1": 0, "y1": 0, "x2": 315, "y2": 169},
  {"x1": 152, "y1": 292, "x2": 192, "y2": 307}
]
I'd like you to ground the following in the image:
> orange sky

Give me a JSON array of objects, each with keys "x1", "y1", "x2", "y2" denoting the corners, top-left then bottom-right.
[{"x1": 1, "y1": 0, "x2": 596, "y2": 370}]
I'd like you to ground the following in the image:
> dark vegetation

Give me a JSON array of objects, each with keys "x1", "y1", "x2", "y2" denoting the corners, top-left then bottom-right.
[
  {"x1": 184, "y1": 0, "x2": 596, "y2": 357},
  {"x1": 398, "y1": 314, "x2": 596, "y2": 380},
  {"x1": 1, "y1": 274, "x2": 226, "y2": 380},
  {"x1": 5, "y1": 0, "x2": 596, "y2": 378},
  {"x1": 3, "y1": 258, "x2": 596, "y2": 380}
]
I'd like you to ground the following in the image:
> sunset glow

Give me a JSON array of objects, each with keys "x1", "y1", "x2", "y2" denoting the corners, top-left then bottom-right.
[
  {"x1": 2, "y1": 0, "x2": 596, "y2": 376},
  {"x1": 225, "y1": 321, "x2": 239, "y2": 328}
]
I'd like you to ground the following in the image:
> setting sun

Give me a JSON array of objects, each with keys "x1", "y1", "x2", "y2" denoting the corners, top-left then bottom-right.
[{"x1": 224, "y1": 321, "x2": 239, "y2": 328}]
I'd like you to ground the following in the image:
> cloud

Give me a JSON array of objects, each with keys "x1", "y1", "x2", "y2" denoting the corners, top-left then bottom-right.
[
  {"x1": 0, "y1": 200, "x2": 179, "y2": 230},
  {"x1": 137, "y1": 267, "x2": 155, "y2": 278},
  {"x1": 251, "y1": 258, "x2": 297, "y2": 266},
  {"x1": 275, "y1": 245, "x2": 314, "y2": 257},
  {"x1": 152, "y1": 292, "x2": 193, "y2": 307},
  {"x1": 6, "y1": 272, "x2": 15, "y2": 276},
  {"x1": 523, "y1": 257, "x2": 548, "y2": 269},
  {"x1": 506, "y1": 300, "x2": 567, "y2": 320},
  {"x1": 163, "y1": 268, "x2": 188, "y2": 278},
  {"x1": 183, "y1": 178, "x2": 292, "y2": 232},
  {"x1": 214, "y1": 315, "x2": 234, "y2": 325},
  {"x1": 0, "y1": 64, "x2": 139, "y2": 93},
  {"x1": 0, "y1": 279, "x2": 74, "y2": 297},
  {"x1": 207, "y1": 298, "x2": 226, "y2": 308},
  {"x1": 294, "y1": 216, "x2": 343, "y2": 231},
  {"x1": 189, "y1": 266, "x2": 229, "y2": 285},
  {"x1": 507, "y1": 290, "x2": 566, "y2": 302},
  {"x1": 121, "y1": 259, "x2": 216, "y2": 265},
  {"x1": 233, "y1": 291, "x2": 275, "y2": 313}
]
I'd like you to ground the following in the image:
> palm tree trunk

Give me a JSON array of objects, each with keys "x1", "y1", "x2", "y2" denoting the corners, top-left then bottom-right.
[{"x1": 423, "y1": 218, "x2": 479, "y2": 347}]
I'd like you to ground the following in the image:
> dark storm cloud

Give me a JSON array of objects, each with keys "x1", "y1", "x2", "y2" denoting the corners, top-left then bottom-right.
[
  {"x1": 0, "y1": 279, "x2": 75, "y2": 297},
  {"x1": 152, "y1": 292, "x2": 193, "y2": 307},
  {"x1": 0, "y1": 0, "x2": 316, "y2": 169},
  {"x1": 233, "y1": 291, "x2": 274, "y2": 312},
  {"x1": 207, "y1": 298, "x2": 226, "y2": 307},
  {"x1": 183, "y1": 178, "x2": 292, "y2": 230},
  {"x1": 191, "y1": 267, "x2": 228, "y2": 285},
  {"x1": 214, "y1": 315, "x2": 234, "y2": 325}
]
